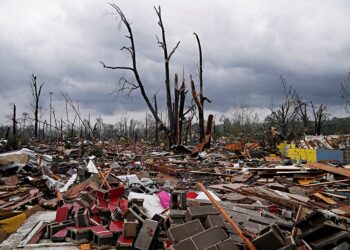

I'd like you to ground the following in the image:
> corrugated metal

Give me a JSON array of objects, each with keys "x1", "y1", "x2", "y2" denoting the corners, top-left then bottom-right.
[{"x1": 316, "y1": 149, "x2": 343, "y2": 162}]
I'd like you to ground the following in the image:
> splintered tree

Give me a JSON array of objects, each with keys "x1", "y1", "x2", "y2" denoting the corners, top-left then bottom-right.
[
  {"x1": 192, "y1": 33, "x2": 211, "y2": 142},
  {"x1": 154, "y1": 6, "x2": 180, "y2": 143},
  {"x1": 101, "y1": 4, "x2": 192, "y2": 146},
  {"x1": 30, "y1": 74, "x2": 44, "y2": 138}
]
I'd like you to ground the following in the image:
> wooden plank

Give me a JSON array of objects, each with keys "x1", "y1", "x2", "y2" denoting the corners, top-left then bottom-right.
[
  {"x1": 308, "y1": 162, "x2": 350, "y2": 178},
  {"x1": 313, "y1": 192, "x2": 337, "y2": 205},
  {"x1": 302, "y1": 178, "x2": 350, "y2": 187},
  {"x1": 320, "y1": 192, "x2": 348, "y2": 199}
]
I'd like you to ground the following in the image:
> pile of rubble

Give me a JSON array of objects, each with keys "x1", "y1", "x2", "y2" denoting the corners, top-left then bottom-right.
[{"x1": 0, "y1": 139, "x2": 350, "y2": 249}]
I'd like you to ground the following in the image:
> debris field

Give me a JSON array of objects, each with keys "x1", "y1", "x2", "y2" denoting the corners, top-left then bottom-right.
[{"x1": 0, "y1": 137, "x2": 350, "y2": 249}]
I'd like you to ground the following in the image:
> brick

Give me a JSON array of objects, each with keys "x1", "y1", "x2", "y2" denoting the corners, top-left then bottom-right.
[
  {"x1": 191, "y1": 227, "x2": 228, "y2": 250},
  {"x1": 310, "y1": 230, "x2": 350, "y2": 249},
  {"x1": 48, "y1": 220, "x2": 75, "y2": 239},
  {"x1": 169, "y1": 210, "x2": 187, "y2": 225},
  {"x1": 52, "y1": 228, "x2": 68, "y2": 242},
  {"x1": 109, "y1": 186, "x2": 125, "y2": 199},
  {"x1": 171, "y1": 238, "x2": 198, "y2": 250},
  {"x1": 74, "y1": 208, "x2": 90, "y2": 226},
  {"x1": 167, "y1": 219, "x2": 204, "y2": 244},
  {"x1": 123, "y1": 219, "x2": 139, "y2": 238},
  {"x1": 134, "y1": 219, "x2": 159, "y2": 250},
  {"x1": 95, "y1": 189, "x2": 109, "y2": 200},
  {"x1": 124, "y1": 204, "x2": 147, "y2": 224},
  {"x1": 204, "y1": 246, "x2": 218, "y2": 250},
  {"x1": 169, "y1": 209, "x2": 187, "y2": 219},
  {"x1": 117, "y1": 234, "x2": 134, "y2": 248},
  {"x1": 67, "y1": 227, "x2": 92, "y2": 244},
  {"x1": 151, "y1": 214, "x2": 165, "y2": 231},
  {"x1": 186, "y1": 205, "x2": 219, "y2": 222},
  {"x1": 75, "y1": 191, "x2": 96, "y2": 208},
  {"x1": 216, "y1": 238, "x2": 239, "y2": 250},
  {"x1": 90, "y1": 215, "x2": 102, "y2": 226},
  {"x1": 252, "y1": 224, "x2": 285, "y2": 250},
  {"x1": 109, "y1": 220, "x2": 124, "y2": 240},
  {"x1": 98, "y1": 207, "x2": 112, "y2": 223},
  {"x1": 119, "y1": 199, "x2": 129, "y2": 212},
  {"x1": 55, "y1": 206, "x2": 69, "y2": 222},
  {"x1": 112, "y1": 206, "x2": 125, "y2": 221},
  {"x1": 92, "y1": 229, "x2": 113, "y2": 249},
  {"x1": 170, "y1": 191, "x2": 187, "y2": 210},
  {"x1": 204, "y1": 215, "x2": 226, "y2": 229}
]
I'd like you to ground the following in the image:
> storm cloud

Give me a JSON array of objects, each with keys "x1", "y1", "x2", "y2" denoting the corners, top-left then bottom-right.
[{"x1": 1, "y1": 0, "x2": 350, "y2": 124}]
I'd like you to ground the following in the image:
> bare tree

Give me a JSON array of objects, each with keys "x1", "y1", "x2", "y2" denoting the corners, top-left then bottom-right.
[
  {"x1": 154, "y1": 6, "x2": 180, "y2": 141},
  {"x1": 265, "y1": 75, "x2": 298, "y2": 139},
  {"x1": 230, "y1": 104, "x2": 259, "y2": 137},
  {"x1": 61, "y1": 92, "x2": 94, "y2": 139},
  {"x1": 30, "y1": 74, "x2": 44, "y2": 138},
  {"x1": 101, "y1": 4, "x2": 171, "y2": 143},
  {"x1": 11, "y1": 103, "x2": 17, "y2": 138},
  {"x1": 311, "y1": 102, "x2": 329, "y2": 135},
  {"x1": 295, "y1": 95, "x2": 310, "y2": 133}
]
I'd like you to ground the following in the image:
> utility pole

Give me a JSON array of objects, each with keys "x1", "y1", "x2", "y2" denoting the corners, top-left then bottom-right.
[{"x1": 49, "y1": 91, "x2": 53, "y2": 140}]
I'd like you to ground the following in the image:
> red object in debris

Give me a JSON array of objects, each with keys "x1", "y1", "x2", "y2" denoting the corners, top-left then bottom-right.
[
  {"x1": 268, "y1": 205, "x2": 279, "y2": 214},
  {"x1": 109, "y1": 187, "x2": 125, "y2": 199},
  {"x1": 56, "y1": 206, "x2": 69, "y2": 222},
  {"x1": 119, "y1": 199, "x2": 129, "y2": 211},
  {"x1": 163, "y1": 240, "x2": 172, "y2": 249},
  {"x1": 108, "y1": 198, "x2": 119, "y2": 211},
  {"x1": 97, "y1": 198, "x2": 109, "y2": 208},
  {"x1": 109, "y1": 220, "x2": 123, "y2": 232},
  {"x1": 187, "y1": 191, "x2": 198, "y2": 199},
  {"x1": 117, "y1": 234, "x2": 134, "y2": 246},
  {"x1": 90, "y1": 225, "x2": 108, "y2": 233},
  {"x1": 52, "y1": 228, "x2": 68, "y2": 241},
  {"x1": 91, "y1": 215, "x2": 102, "y2": 225}
]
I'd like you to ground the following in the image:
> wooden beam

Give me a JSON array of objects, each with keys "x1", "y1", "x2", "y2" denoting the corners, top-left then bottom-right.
[{"x1": 307, "y1": 162, "x2": 350, "y2": 178}]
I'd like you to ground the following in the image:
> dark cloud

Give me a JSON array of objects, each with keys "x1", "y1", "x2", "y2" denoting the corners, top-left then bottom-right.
[{"x1": 1, "y1": 0, "x2": 350, "y2": 125}]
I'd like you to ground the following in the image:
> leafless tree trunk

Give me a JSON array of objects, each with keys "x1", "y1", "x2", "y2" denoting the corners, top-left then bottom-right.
[
  {"x1": 30, "y1": 74, "x2": 44, "y2": 138},
  {"x1": 177, "y1": 69, "x2": 187, "y2": 144},
  {"x1": 153, "y1": 93, "x2": 159, "y2": 145},
  {"x1": 295, "y1": 96, "x2": 309, "y2": 133},
  {"x1": 311, "y1": 102, "x2": 329, "y2": 135},
  {"x1": 154, "y1": 6, "x2": 180, "y2": 143},
  {"x1": 265, "y1": 75, "x2": 298, "y2": 139},
  {"x1": 101, "y1": 4, "x2": 171, "y2": 143},
  {"x1": 193, "y1": 33, "x2": 211, "y2": 142},
  {"x1": 12, "y1": 104, "x2": 17, "y2": 138}
]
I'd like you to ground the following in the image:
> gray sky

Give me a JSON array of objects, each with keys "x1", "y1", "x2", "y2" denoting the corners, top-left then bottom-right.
[{"x1": 1, "y1": 0, "x2": 350, "y2": 125}]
